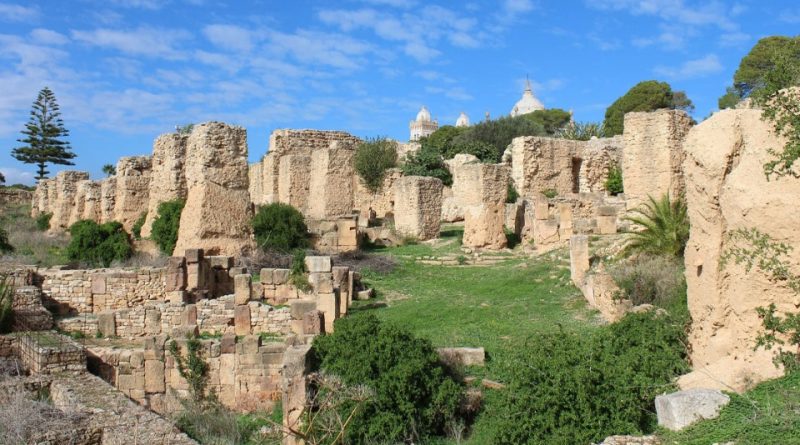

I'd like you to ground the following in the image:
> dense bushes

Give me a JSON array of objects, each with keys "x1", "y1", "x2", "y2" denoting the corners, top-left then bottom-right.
[
  {"x1": 481, "y1": 312, "x2": 689, "y2": 444},
  {"x1": 354, "y1": 138, "x2": 398, "y2": 192},
  {"x1": 401, "y1": 144, "x2": 453, "y2": 186},
  {"x1": 131, "y1": 212, "x2": 146, "y2": 240},
  {"x1": 624, "y1": 194, "x2": 689, "y2": 257},
  {"x1": 251, "y1": 203, "x2": 308, "y2": 252},
  {"x1": 610, "y1": 255, "x2": 686, "y2": 308},
  {"x1": 605, "y1": 163, "x2": 624, "y2": 195},
  {"x1": 34, "y1": 212, "x2": 51, "y2": 231},
  {"x1": 0, "y1": 226, "x2": 12, "y2": 254},
  {"x1": 65, "y1": 220, "x2": 133, "y2": 267},
  {"x1": 151, "y1": 200, "x2": 184, "y2": 255},
  {"x1": 311, "y1": 315, "x2": 464, "y2": 444}
]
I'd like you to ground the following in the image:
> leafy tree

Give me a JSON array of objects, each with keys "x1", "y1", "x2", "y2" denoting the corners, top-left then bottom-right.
[
  {"x1": 151, "y1": 199, "x2": 184, "y2": 255},
  {"x1": 521, "y1": 108, "x2": 573, "y2": 134},
  {"x1": 732, "y1": 36, "x2": 800, "y2": 98},
  {"x1": 102, "y1": 164, "x2": 116, "y2": 177},
  {"x1": 311, "y1": 315, "x2": 464, "y2": 444},
  {"x1": 251, "y1": 203, "x2": 309, "y2": 252},
  {"x1": 11, "y1": 87, "x2": 76, "y2": 181},
  {"x1": 65, "y1": 220, "x2": 133, "y2": 267},
  {"x1": 605, "y1": 163, "x2": 624, "y2": 195},
  {"x1": 718, "y1": 85, "x2": 742, "y2": 110},
  {"x1": 401, "y1": 145, "x2": 453, "y2": 186},
  {"x1": 623, "y1": 194, "x2": 689, "y2": 257},
  {"x1": 354, "y1": 138, "x2": 398, "y2": 193},
  {"x1": 603, "y1": 81, "x2": 693, "y2": 136},
  {"x1": 0, "y1": 171, "x2": 4, "y2": 185}
]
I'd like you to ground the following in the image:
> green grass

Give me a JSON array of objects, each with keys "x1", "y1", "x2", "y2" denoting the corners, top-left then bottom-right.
[
  {"x1": 0, "y1": 203, "x2": 69, "y2": 266},
  {"x1": 659, "y1": 372, "x2": 800, "y2": 445}
]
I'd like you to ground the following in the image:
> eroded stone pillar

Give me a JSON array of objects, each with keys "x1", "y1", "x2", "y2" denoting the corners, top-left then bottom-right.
[
  {"x1": 114, "y1": 156, "x2": 152, "y2": 232},
  {"x1": 393, "y1": 176, "x2": 443, "y2": 240},
  {"x1": 142, "y1": 133, "x2": 188, "y2": 238},
  {"x1": 461, "y1": 163, "x2": 510, "y2": 249},
  {"x1": 49, "y1": 170, "x2": 90, "y2": 232}
]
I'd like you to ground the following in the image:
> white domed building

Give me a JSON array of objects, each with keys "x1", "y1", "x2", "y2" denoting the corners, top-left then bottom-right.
[
  {"x1": 409, "y1": 106, "x2": 439, "y2": 141},
  {"x1": 510, "y1": 78, "x2": 545, "y2": 117},
  {"x1": 455, "y1": 112, "x2": 470, "y2": 127}
]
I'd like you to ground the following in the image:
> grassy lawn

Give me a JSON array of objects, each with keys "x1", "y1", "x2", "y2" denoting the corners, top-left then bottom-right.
[{"x1": 658, "y1": 371, "x2": 800, "y2": 445}]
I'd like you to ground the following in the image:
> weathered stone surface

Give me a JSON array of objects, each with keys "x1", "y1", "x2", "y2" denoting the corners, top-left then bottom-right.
[
  {"x1": 593, "y1": 436, "x2": 660, "y2": 445},
  {"x1": 622, "y1": 110, "x2": 693, "y2": 209},
  {"x1": 49, "y1": 170, "x2": 90, "y2": 232},
  {"x1": 98, "y1": 311, "x2": 116, "y2": 337},
  {"x1": 173, "y1": 122, "x2": 253, "y2": 256},
  {"x1": 234, "y1": 274, "x2": 252, "y2": 305},
  {"x1": 114, "y1": 156, "x2": 152, "y2": 232},
  {"x1": 290, "y1": 299, "x2": 317, "y2": 320},
  {"x1": 655, "y1": 389, "x2": 730, "y2": 431},
  {"x1": 393, "y1": 176, "x2": 443, "y2": 240},
  {"x1": 302, "y1": 310, "x2": 324, "y2": 335},
  {"x1": 317, "y1": 293, "x2": 339, "y2": 333},
  {"x1": 354, "y1": 167, "x2": 403, "y2": 219},
  {"x1": 304, "y1": 256, "x2": 332, "y2": 273},
  {"x1": 99, "y1": 177, "x2": 117, "y2": 223},
  {"x1": 145, "y1": 359, "x2": 166, "y2": 393},
  {"x1": 142, "y1": 133, "x2": 188, "y2": 238},
  {"x1": 510, "y1": 136, "x2": 579, "y2": 198},
  {"x1": 461, "y1": 163, "x2": 510, "y2": 249},
  {"x1": 570, "y1": 235, "x2": 590, "y2": 287},
  {"x1": 437, "y1": 347, "x2": 485, "y2": 367},
  {"x1": 308, "y1": 143, "x2": 357, "y2": 219},
  {"x1": 579, "y1": 136, "x2": 624, "y2": 194},
  {"x1": 277, "y1": 154, "x2": 311, "y2": 213},
  {"x1": 681, "y1": 108, "x2": 800, "y2": 392},
  {"x1": 234, "y1": 305, "x2": 251, "y2": 336}
]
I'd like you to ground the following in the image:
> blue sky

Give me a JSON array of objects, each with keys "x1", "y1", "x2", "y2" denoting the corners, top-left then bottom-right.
[{"x1": 0, "y1": 0, "x2": 798, "y2": 184}]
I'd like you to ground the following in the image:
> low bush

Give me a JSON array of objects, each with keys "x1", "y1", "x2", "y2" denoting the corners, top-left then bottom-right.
[
  {"x1": 624, "y1": 194, "x2": 689, "y2": 257},
  {"x1": 480, "y1": 312, "x2": 689, "y2": 444},
  {"x1": 354, "y1": 138, "x2": 398, "y2": 193},
  {"x1": 311, "y1": 314, "x2": 465, "y2": 444},
  {"x1": 401, "y1": 145, "x2": 453, "y2": 186},
  {"x1": 65, "y1": 220, "x2": 133, "y2": 267},
  {"x1": 35, "y1": 213, "x2": 52, "y2": 231},
  {"x1": 131, "y1": 212, "x2": 147, "y2": 240},
  {"x1": 0, "y1": 226, "x2": 12, "y2": 254},
  {"x1": 289, "y1": 249, "x2": 311, "y2": 292},
  {"x1": 251, "y1": 203, "x2": 309, "y2": 252},
  {"x1": 0, "y1": 276, "x2": 14, "y2": 334},
  {"x1": 609, "y1": 255, "x2": 686, "y2": 309},
  {"x1": 151, "y1": 200, "x2": 184, "y2": 255},
  {"x1": 506, "y1": 182, "x2": 519, "y2": 203},
  {"x1": 541, "y1": 189, "x2": 557, "y2": 199},
  {"x1": 605, "y1": 163, "x2": 624, "y2": 195}
]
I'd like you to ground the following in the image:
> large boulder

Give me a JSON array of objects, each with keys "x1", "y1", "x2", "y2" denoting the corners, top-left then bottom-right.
[
  {"x1": 655, "y1": 388, "x2": 730, "y2": 431},
  {"x1": 173, "y1": 122, "x2": 253, "y2": 256},
  {"x1": 681, "y1": 108, "x2": 800, "y2": 391}
]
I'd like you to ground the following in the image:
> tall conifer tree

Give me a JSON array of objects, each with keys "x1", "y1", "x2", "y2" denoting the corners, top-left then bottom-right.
[{"x1": 12, "y1": 87, "x2": 76, "y2": 181}]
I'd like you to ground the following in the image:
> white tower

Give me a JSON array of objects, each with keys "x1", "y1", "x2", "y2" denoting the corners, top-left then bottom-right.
[
  {"x1": 409, "y1": 106, "x2": 439, "y2": 141},
  {"x1": 455, "y1": 112, "x2": 470, "y2": 127},
  {"x1": 510, "y1": 78, "x2": 545, "y2": 117}
]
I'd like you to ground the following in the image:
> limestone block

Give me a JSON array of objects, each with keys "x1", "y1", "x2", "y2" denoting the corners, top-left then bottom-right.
[
  {"x1": 145, "y1": 360, "x2": 166, "y2": 393},
  {"x1": 185, "y1": 249, "x2": 204, "y2": 263},
  {"x1": 98, "y1": 311, "x2": 116, "y2": 337},
  {"x1": 317, "y1": 293, "x2": 340, "y2": 333},
  {"x1": 273, "y1": 269, "x2": 290, "y2": 285},
  {"x1": 91, "y1": 277, "x2": 107, "y2": 294},
  {"x1": 305, "y1": 256, "x2": 332, "y2": 273},
  {"x1": 207, "y1": 256, "x2": 233, "y2": 269},
  {"x1": 234, "y1": 274, "x2": 252, "y2": 305},
  {"x1": 622, "y1": 109, "x2": 693, "y2": 209},
  {"x1": 173, "y1": 122, "x2": 253, "y2": 257},
  {"x1": 533, "y1": 219, "x2": 560, "y2": 246},
  {"x1": 597, "y1": 215, "x2": 617, "y2": 235},
  {"x1": 183, "y1": 304, "x2": 197, "y2": 326},
  {"x1": 393, "y1": 176, "x2": 443, "y2": 240},
  {"x1": 99, "y1": 177, "x2": 116, "y2": 223},
  {"x1": 49, "y1": 171, "x2": 90, "y2": 232},
  {"x1": 308, "y1": 144, "x2": 357, "y2": 219},
  {"x1": 570, "y1": 235, "x2": 590, "y2": 287},
  {"x1": 172, "y1": 324, "x2": 199, "y2": 338},
  {"x1": 336, "y1": 219, "x2": 359, "y2": 251},
  {"x1": 655, "y1": 389, "x2": 730, "y2": 431},
  {"x1": 290, "y1": 299, "x2": 317, "y2": 320},
  {"x1": 356, "y1": 289, "x2": 373, "y2": 300},
  {"x1": 220, "y1": 333, "x2": 236, "y2": 354},
  {"x1": 437, "y1": 347, "x2": 486, "y2": 367},
  {"x1": 142, "y1": 132, "x2": 188, "y2": 238},
  {"x1": 682, "y1": 108, "x2": 800, "y2": 391},
  {"x1": 461, "y1": 163, "x2": 510, "y2": 250},
  {"x1": 234, "y1": 305, "x2": 251, "y2": 336},
  {"x1": 331, "y1": 266, "x2": 350, "y2": 288},
  {"x1": 243, "y1": 335, "x2": 261, "y2": 354},
  {"x1": 260, "y1": 268, "x2": 274, "y2": 285},
  {"x1": 166, "y1": 291, "x2": 186, "y2": 304},
  {"x1": 510, "y1": 136, "x2": 580, "y2": 198},
  {"x1": 278, "y1": 154, "x2": 312, "y2": 213},
  {"x1": 114, "y1": 156, "x2": 152, "y2": 232},
  {"x1": 309, "y1": 273, "x2": 333, "y2": 294},
  {"x1": 303, "y1": 310, "x2": 324, "y2": 335},
  {"x1": 533, "y1": 198, "x2": 550, "y2": 220}
]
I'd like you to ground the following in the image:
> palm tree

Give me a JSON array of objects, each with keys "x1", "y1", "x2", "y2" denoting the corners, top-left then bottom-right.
[
  {"x1": 623, "y1": 193, "x2": 689, "y2": 257},
  {"x1": 102, "y1": 164, "x2": 116, "y2": 177}
]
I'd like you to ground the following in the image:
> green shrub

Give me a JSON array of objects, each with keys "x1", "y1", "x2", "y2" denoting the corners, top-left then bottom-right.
[
  {"x1": 609, "y1": 255, "x2": 686, "y2": 309},
  {"x1": 311, "y1": 314, "x2": 464, "y2": 444},
  {"x1": 444, "y1": 140, "x2": 499, "y2": 163},
  {"x1": 603, "y1": 80, "x2": 693, "y2": 136},
  {"x1": 289, "y1": 249, "x2": 311, "y2": 292},
  {"x1": 557, "y1": 121, "x2": 606, "y2": 140},
  {"x1": 151, "y1": 200, "x2": 184, "y2": 255},
  {"x1": 251, "y1": 203, "x2": 309, "y2": 252},
  {"x1": 355, "y1": 138, "x2": 398, "y2": 193},
  {"x1": 0, "y1": 276, "x2": 14, "y2": 334},
  {"x1": 169, "y1": 334, "x2": 210, "y2": 403},
  {"x1": 65, "y1": 220, "x2": 133, "y2": 267},
  {"x1": 506, "y1": 182, "x2": 519, "y2": 203},
  {"x1": 131, "y1": 212, "x2": 146, "y2": 240},
  {"x1": 541, "y1": 188, "x2": 557, "y2": 199},
  {"x1": 624, "y1": 194, "x2": 689, "y2": 257},
  {"x1": 0, "y1": 225, "x2": 12, "y2": 254},
  {"x1": 35, "y1": 212, "x2": 52, "y2": 231},
  {"x1": 605, "y1": 163, "x2": 624, "y2": 195},
  {"x1": 481, "y1": 312, "x2": 688, "y2": 444},
  {"x1": 402, "y1": 144, "x2": 453, "y2": 186}
]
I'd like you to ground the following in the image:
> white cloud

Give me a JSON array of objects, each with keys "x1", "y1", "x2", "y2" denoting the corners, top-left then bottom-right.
[
  {"x1": 107, "y1": 0, "x2": 164, "y2": 9},
  {"x1": 780, "y1": 9, "x2": 800, "y2": 23},
  {"x1": 719, "y1": 31, "x2": 750, "y2": 47},
  {"x1": 654, "y1": 54, "x2": 723, "y2": 80},
  {"x1": 71, "y1": 27, "x2": 191, "y2": 59},
  {"x1": 0, "y1": 167, "x2": 36, "y2": 186},
  {"x1": 203, "y1": 24, "x2": 257, "y2": 53},
  {"x1": 0, "y1": 2, "x2": 38, "y2": 22},
  {"x1": 504, "y1": 0, "x2": 535, "y2": 14},
  {"x1": 30, "y1": 29, "x2": 69, "y2": 46}
]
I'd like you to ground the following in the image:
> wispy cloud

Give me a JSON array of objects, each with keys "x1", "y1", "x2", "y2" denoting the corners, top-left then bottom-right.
[
  {"x1": 0, "y1": 2, "x2": 38, "y2": 22},
  {"x1": 654, "y1": 54, "x2": 723, "y2": 80},
  {"x1": 71, "y1": 27, "x2": 191, "y2": 59},
  {"x1": 779, "y1": 8, "x2": 800, "y2": 23}
]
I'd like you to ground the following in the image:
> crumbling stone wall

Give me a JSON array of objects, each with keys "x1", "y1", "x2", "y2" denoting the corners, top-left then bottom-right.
[
  {"x1": 353, "y1": 167, "x2": 402, "y2": 219},
  {"x1": 49, "y1": 170, "x2": 90, "y2": 232},
  {"x1": 114, "y1": 156, "x2": 152, "y2": 232},
  {"x1": 16, "y1": 332, "x2": 86, "y2": 375},
  {"x1": 680, "y1": 108, "x2": 800, "y2": 392},
  {"x1": 308, "y1": 144, "x2": 356, "y2": 219},
  {"x1": 510, "y1": 137, "x2": 580, "y2": 198},
  {"x1": 622, "y1": 109, "x2": 693, "y2": 209},
  {"x1": 173, "y1": 122, "x2": 253, "y2": 257},
  {"x1": 0, "y1": 187, "x2": 33, "y2": 207},
  {"x1": 142, "y1": 133, "x2": 188, "y2": 238},
  {"x1": 99, "y1": 177, "x2": 116, "y2": 223},
  {"x1": 393, "y1": 176, "x2": 443, "y2": 240},
  {"x1": 579, "y1": 136, "x2": 623, "y2": 194},
  {"x1": 78, "y1": 180, "x2": 101, "y2": 222},
  {"x1": 278, "y1": 154, "x2": 311, "y2": 213},
  {"x1": 461, "y1": 163, "x2": 511, "y2": 249},
  {"x1": 248, "y1": 161, "x2": 265, "y2": 205}
]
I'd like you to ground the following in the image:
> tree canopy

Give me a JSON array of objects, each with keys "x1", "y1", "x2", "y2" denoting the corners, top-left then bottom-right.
[
  {"x1": 11, "y1": 87, "x2": 76, "y2": 181},
  {"x1": 603, "y1": 80, "x2": 694, "y2": 136}
]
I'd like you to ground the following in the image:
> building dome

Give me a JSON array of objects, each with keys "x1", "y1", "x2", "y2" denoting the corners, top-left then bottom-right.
[
  {"x1": 455, "y1": 112, "x2": 470, "y2": 127},
  {"x1": 510, "y1": 79, "x2": 544, "y2": 117},
  {"x1": 416, "y1": 106, "x2": 432, "y2": 122}
]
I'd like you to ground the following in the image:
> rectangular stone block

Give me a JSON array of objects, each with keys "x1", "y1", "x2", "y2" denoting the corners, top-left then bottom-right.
[
  {"x1": 145, "y1": 359, "x2": 166, "y2": 393},
  {"x1": 305, "y1": 256, "x2": 332, "y2": 273},
  {"x1": 534, "y1": 199, "x2": 550, "y2": 220},
  {"x1": 234, "y1": 305, "x2": 251, "y2": 336},
  {"x1": 290, "y1": 299, "x2": 317, "y2": 320},
  {"x1": 309, "y1": 273, "x2": 334, "y2": 294},
  {"x1": 303, "y1": 310, "x2": 324, "y2": 335},
  {"x1": 207, "y1": 255, "x2": 233, "y2": 269},
  {"x1": 166, "y1": 290, "x2": 186, "y2": 304},
  {"x1": 185, "y1": 249, "x2": 203, "y2": 263},
  {"x1": 243, "y1": 335, "x2": 261, "y2": 354},
  {"x1": 98, "y1": 310, "x2": 116, "y2": 337},
  {"x1": 183, "y1": 304, "x2": 197, "y2": 326},
  {"x1": 317, "y1": 292, "x2": 340, "y2": 333},
  {"x1": 220, "y1": 333, "x2": 236, "y2": 354},
  {"x1": 260, "y1": 268, "x2": 274, "y2": 285},
  {"x1": 597, "y1": 206, "x2": 617, "y2": 217},
  {"x1": 229, "y1": 266, "x2": 247, "y2": 277},
  {"x1": 570, "y1": 235, "x2": 590, "y2": 287},
  {"x1": 597, "y1": 215, "x2": 617, "y2": 235},
  {"x1": 273, "y1": 269, "x2": 290, "y2": 285},
  {"x1": 91, "y1": 277, "x2": 106, "y2": 294},
  {"x1": 332, "y1": 266, "x2": 349, "y2": 288},
  {"x1": 234, "y1": 274, "x2": 252, "y2": 305}
]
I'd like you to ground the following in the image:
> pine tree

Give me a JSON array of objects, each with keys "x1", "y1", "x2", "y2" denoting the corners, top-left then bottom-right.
[
  {"x1": 102, "y1": 164, "x2": 116, "y2": 177},
  {"x1": 12, "y1": 87, "x2": 76, "y2": 181}
]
